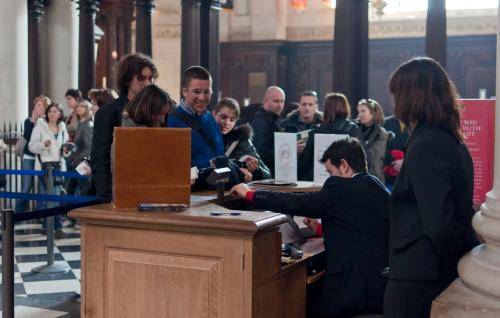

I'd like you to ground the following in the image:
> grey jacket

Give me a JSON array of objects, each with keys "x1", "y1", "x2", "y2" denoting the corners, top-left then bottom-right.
[
  {"x1": 361, "y1": 124, "x2": 391, "y2": 184},
  {"x1": 70, "y1": 118, "x2": 93, "y2": 168}
]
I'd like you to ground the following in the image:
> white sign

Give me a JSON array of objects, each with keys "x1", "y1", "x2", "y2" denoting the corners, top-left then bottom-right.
[
  {"x1": 313, "y1": 134, "x2": 349, "y2": 185},
  {"x1": 274, "y1": 132, "x2": 297, "y2": 182}
]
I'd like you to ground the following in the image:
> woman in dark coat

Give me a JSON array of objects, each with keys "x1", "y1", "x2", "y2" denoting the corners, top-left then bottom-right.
[
  {"x1": 299, "y1": 93, "x2": 363, "y2": 181},
  {"x1": 356, "y1": 98, "x2": 391, "y2": 183},
  {"x1": 213, "y1": 98, "x2": 272, "y2": 181},
  {"x1": 383, "y1": 57, "x2": 479, "y2": 318}
]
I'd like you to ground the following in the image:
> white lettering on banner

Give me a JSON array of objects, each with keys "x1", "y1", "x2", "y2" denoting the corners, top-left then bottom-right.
[{"x1": 274, "y1": 132, "x2": 298, "y2": 182}]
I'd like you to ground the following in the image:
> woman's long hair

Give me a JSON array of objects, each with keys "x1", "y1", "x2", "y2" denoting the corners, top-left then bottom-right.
[
  {"x1": 323, "y1": 92, "x2": 351, "y2": 124},
  {"x1": 123, "y1": 85, "x2": 175, "y2": 127},
  {"x1": 389, "y1": 57, "x2": 463, "y2": 141}
]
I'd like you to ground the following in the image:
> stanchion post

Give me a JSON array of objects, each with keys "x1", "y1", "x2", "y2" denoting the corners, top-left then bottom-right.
[{"x1": 2, "y1": 209, "x2": 15, "y2": 318}]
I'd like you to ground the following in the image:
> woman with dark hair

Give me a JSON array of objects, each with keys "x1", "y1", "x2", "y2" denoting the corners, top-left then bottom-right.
[
  {"x1": 212, "y1": 98, "x2": 271, "y2": 181},
  {"x1": 384, "y1": 57, "x2": 478, "y2": 318},
  {"x1": 298, "y1": 93, "x2": 363, "y2": 181},
  {"x1": 122, "y1": 84, "x2": 175, "y2": 127},
  {"x1": 28, "y1": 103, "x2": 70, "y2": 237},
  {"x1": 88, "y1": 88, "x2": 119, "y2": 115},
  {"x1": 357, "y1": 98, "x2": 391, "y2": 183},
  {"x1": 64, "y1": 88, "x2": 83, "y2": 141}
]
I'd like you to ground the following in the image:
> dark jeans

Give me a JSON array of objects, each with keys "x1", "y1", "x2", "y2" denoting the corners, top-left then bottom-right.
[
  {"x1": 384, "y1": 278, "x2": 449, "y2": 318},
  {"x1": 15, "y1": 158, "x2": 36, "y2": 212},
  {"x1": 38, "y1": 166, "x2": 62, "y2": 230}
]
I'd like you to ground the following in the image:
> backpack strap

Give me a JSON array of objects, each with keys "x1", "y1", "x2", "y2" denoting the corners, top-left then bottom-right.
[{"x1": 169, "y1": 108, "x2": 217, "y2": 154}]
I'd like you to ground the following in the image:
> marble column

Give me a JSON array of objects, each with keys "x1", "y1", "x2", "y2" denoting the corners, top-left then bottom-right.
[
  {"x1": 28, "y1": 0, "x2": 45, "y2": 108},
  {"x1": 40, "y1": 0, "x2": 79, "y2": 116},
  {"x1": 0, "y1": 0, "x2": 28, "y2": 123},
  {"x1": 426, "y1": 0, "x2": 447, "y2": 67},
  {"x1": 77, "y1": 0, "x2": 100, "y2": 97},
  {"x1": 332, "y1": 0, "x2": 369, "y2": 108},
  {"x1": 134, "y1": 0, "x2": 155, "y2": 57},
  {"x1": 431, "y1": 2, "x2": 500, "y2": 317}
]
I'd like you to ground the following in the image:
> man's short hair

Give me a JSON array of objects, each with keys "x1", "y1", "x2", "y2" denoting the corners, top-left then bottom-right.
[
  {"x1": 116, "y1": 53, "x2": 159, "y2": 96},
  {"x1": 320, "y1": 137, "x2": 367, "y2": 173},
  {"x1": 64, "y1": 89, "x2": 82, "y2": 101},
  {"x1": 182, "y1": 66, "x2": 212, "y2": 88},
  {"x1": 300, "y1": 90, "x2": 318, "y2": 103}
]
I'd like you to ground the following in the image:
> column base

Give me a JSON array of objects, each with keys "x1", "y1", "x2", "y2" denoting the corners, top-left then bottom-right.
[{"x1": 431, "y1": 278, "x2": 500, "y2": 318}]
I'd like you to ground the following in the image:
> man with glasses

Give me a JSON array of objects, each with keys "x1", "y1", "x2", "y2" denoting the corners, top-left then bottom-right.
[
  {"x1": 91, "y1": 53, "x2": 158, "y2": 201},
  {"x1": 167, "y1": 66, "x2": 224, "y2": 170}
]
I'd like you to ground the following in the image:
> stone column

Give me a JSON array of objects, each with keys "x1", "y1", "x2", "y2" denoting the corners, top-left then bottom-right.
[
  {"x1": 426, "y1": 0, "x2": 447, "y2": 67},
  {"x1": 332, "y1": 0, "x2": 369, "y2": 108},
  {"x1": 181, "y1": 0, "x2": 201, "y2": 72},
  {"x1": 77, "y1": 0, "x2": 100, "y2": 97},
  {"x1": 0, "y1": 0, "x2": 28, "y2": 123},
  {"x1": 134, "y1": 0, "x2": 155, "y2": 57},
  {"x1": 40, "y1": 0, "x2": 79, "y2": 116},
  {"x1": 431, "y1": 2, "x2": 500, "y2": 317},
  {"x1": 28, "y1": 0, "x2": 45, "y2": 109},
  {"x1": 200, "y1": 0, "x2": 221, "y2": 107}
]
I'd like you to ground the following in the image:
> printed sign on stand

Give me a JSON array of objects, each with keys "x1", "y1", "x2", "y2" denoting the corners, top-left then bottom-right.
[
  {"x1": 460, "y1": 99, "x2": 495, "y2": 205},
  {"x1": 313, "y1": 134, "x2": 349, "y2": 185},
  {"x1": 274, "y1": 132, "x2": 298, "y2": 182}
]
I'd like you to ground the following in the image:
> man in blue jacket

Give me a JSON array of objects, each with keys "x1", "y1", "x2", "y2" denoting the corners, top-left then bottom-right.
[{"x1": 167, "y1": 66, "x2": 224, "y2": 169}]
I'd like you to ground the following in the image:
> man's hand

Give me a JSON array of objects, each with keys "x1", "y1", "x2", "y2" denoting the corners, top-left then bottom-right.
[
  {"x1": 240, "y1": 168, "x2": 253, "y2": 183},
  {"x1": 229, "y1": 183, "x2": 251, "y2": 199},
  {"x1": 392, "y1": 159, "x2": 404, "y2": 173},
  {"x1": 244, "y1": 156, "x2": 259, "y2": 173},
  {"x1": 297, "y1": 139, "x2": 306, "y2": 154},
  {"x1": 303, "y1": 217, "x2": 319, "y2": 230}
]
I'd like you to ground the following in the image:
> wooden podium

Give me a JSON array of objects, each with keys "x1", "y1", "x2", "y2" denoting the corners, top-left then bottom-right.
[
  {"x1": 70, "y1": 128, "x2": 319, "y2": 317},
  {"x1": 70, "y1": 199, "x2": 312, "y2": 318}
]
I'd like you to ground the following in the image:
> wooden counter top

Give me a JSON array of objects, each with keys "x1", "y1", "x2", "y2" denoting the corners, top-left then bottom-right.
[{"x1": 69, "y1": 195, "x2": 287, "y2": 235}]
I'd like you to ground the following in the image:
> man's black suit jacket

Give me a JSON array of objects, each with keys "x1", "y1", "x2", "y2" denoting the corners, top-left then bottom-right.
[
  {"x1": 252, "y1": 173, "x2": 390, "y2": 315},
  {"x1": 388, "y1": 124, "x2": 479, "y2": 284},
  {"x1": 90, "y1": 96, "x2": 128, "y2": 202}
]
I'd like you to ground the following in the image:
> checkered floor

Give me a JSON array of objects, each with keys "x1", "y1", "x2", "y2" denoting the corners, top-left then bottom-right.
[{"x1": 0, "y1": 223, "x2": 81, "y2": 317}]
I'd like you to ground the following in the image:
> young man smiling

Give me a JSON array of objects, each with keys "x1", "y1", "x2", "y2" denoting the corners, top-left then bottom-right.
[
  {"x1": 167, "y1": 66, "x2": 224, "y2": 169},
  {"x1": 230, "y1": 137, "x2": 390, "y2": 317}
]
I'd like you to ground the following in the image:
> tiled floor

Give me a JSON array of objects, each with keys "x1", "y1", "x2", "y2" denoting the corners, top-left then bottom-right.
[{"x1": 0, "y1": 223, "x2": 81, "y2": 317}]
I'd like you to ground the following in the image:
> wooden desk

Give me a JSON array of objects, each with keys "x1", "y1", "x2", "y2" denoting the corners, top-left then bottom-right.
[
  {"x1": 70, "y1": 198, "x2": 321, "y2": 318},
  {"x1": 248, "y1": 181, "x2": 321, "y2": 193}
]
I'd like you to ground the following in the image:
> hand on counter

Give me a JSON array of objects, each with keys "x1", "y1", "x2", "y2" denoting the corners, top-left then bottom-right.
[{"x1": 229, "y1": 183, "x2": 251, "y2": 199}]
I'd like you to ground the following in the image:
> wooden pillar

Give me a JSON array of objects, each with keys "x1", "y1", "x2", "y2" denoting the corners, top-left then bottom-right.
[
  {"x1": 426, "y1": 0, "x2": 447, "y2": 67},
  {"x1": 200, "y1": 0, "x2": 221, "y2": 107},
  {"x1": 77, "y1": 0, "x2": 100, "y2": 97},
  {"x1": 96, "y1": 0, "x2": 133, "y2": 90},
  {"x1": 332, "y1": 0, "x2": 369, "y2": 108},
  {"x1": 28, "y1": 0, "x2": 45, "y2": 109},
  {"x1": 134, "y1": 0, "x2": 155, "y2": 57}
]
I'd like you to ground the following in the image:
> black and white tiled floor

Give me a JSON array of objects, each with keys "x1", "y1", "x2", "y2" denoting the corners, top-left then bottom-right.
[{"x1": 0, "y1": 223, "x2": 81, "y2": 317}]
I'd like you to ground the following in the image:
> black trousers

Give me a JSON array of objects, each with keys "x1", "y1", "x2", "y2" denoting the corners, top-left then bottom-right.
[{"x1": 383, "y1": 278, "x2": 449, "y2": 318}]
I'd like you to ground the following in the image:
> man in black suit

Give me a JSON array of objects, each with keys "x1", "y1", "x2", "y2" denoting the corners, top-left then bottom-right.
[
  {"x1": 90, "y1": 53, "x2": 158, "y2": 201},
  {"x1": 230, "y1": 137, "x2": 390, "y2": 317}
]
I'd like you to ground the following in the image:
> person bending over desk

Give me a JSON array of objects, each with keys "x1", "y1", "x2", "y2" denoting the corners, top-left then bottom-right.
[{"x1": 230, "y1": 137, "x2": 390, "y2": 318}]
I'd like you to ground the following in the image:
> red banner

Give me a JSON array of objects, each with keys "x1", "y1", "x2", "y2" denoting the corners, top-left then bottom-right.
[
  {"x1": 291, "y1": 0, "x2": 307, "y2": 10},
  {"x1": 460, "y1": 99, "x2": 495, "y2": 204}
]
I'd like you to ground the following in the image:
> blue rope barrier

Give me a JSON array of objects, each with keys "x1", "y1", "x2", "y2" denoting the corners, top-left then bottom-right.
[
  {"x1": 0, "y1": 191, "x2": 99, "y2": 203},
  {"x1": 13, "y1": 198, "x2": 102, "y2": 223},
  {"x1": 0, "y1": 169, "x2": 45, "y2": 176},
  {"x1": 52, "y1": 170, "x2": 89, "y2": 179}
]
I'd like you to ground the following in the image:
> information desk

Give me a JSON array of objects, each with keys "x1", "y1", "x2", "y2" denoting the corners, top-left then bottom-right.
[{"x1": 70, "y1": 196, "x2": 323, "y2": 318}]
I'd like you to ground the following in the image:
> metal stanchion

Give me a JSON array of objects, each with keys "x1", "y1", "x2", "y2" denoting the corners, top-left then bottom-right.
[
  {"x1": 2, "y1": 209, "x2": 15, "y2": 318},
  {"x1": 32, "y1": 164, "x2": 70, "y2": 274}
]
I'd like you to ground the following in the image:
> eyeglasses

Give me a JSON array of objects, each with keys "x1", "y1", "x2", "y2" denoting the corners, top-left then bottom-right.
[{"x1": 358, "y1": 99, "x2": 378, "y2": 109}]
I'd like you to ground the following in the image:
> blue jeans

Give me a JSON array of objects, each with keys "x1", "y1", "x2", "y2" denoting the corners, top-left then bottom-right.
[
  {"x1": 15, "y1": 158, "x2": 36, "y2": 212},
  {"x1": 38, "y1": 167, "x2": 62, "y2": 230}
]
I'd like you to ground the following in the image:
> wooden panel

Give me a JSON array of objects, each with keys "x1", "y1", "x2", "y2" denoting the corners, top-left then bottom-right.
[
  {"x1": 82, "y1": 224, "x2": 247, "y2": 318},
  {"x1": 113, "y1": 128, "x2": 191, "y2": 208},
  {"x1": 106, "y1": 249, "x2": 220, "y2": 318}
]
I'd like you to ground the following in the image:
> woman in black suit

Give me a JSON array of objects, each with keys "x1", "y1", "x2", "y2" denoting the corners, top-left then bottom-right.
[{"x1": 383, "y1": 57, "x2": 479, "y2": 318}]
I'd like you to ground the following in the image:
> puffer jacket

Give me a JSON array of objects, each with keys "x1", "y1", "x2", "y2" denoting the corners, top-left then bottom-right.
[
  {"x1": 29, "y1": 118, "x2": 69, "y2": 170},
  {"x1": 223, "y1": 124, "x2": 272, "y2": 180}
]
